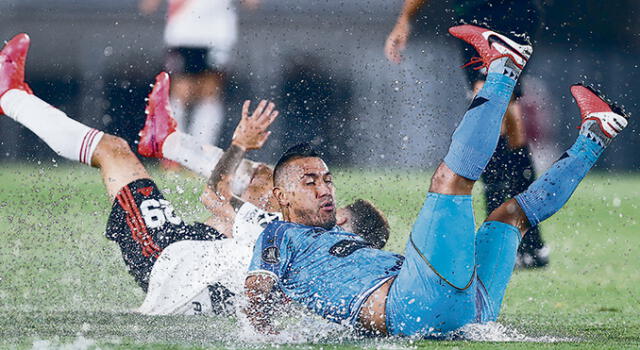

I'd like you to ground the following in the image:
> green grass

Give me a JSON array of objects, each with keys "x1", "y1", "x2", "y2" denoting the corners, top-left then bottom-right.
[{"x1": 0, "y1": 163, "x2": 639, "y2": 349}]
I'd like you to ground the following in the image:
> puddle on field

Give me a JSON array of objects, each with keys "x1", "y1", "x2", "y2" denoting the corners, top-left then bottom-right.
[{"x1": 24, "y1": 317, "x2": 575, "y2": 349}]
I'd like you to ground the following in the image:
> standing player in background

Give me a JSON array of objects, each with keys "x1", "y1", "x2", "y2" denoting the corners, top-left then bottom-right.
[
  {"x1": 384, "y1": 0, "x2": 549, "y2": 268},
  {"x1": 139, "y1": 0, "x2": 259, "y2": 147}
]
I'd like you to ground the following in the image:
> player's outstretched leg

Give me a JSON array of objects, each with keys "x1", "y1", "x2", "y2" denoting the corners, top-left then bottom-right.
[
  {"x1": 0, "y1": 33, "x2": 149, "y2": 199},
  {"x1": 0, "y1": 37, "x2": 222, "y2": 291},
  {"x1": 475, "y1": 84, "x2": 629, "y2": 321},
  {"x1": 513, "y1": 84, "x2": 628, "y2": 229},
  {"x1": 138, "y1": 72, "x2": 258, "y2": 194},
  {"x1": 438, "y1": 25, "x2": 533, "y2": 189}
]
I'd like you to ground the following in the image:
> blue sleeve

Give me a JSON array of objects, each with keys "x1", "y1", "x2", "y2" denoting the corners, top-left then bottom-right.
[{"x1": 247, "y1": 222, "x2": 293, "y2": 280}]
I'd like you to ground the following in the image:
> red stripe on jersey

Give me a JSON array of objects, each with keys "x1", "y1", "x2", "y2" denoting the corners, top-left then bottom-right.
[
  {"x1": 116, "y1": 191, "x2": 145, "y2": 249},
  {"x1": 125, "y1": 215, "x2": 151, "y2": 256},
  {"x1": 119, "y1": 188, "x2": 149, "y2": 256},
  {"x1": 116, "y1": 188, "x2": 161, "y2": 258},
  {"x1": 122, "y1": 186, "x2": 162, "y2": 257}
]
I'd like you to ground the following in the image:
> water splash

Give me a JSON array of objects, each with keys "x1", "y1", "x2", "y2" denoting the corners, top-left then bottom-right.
[
  {"x1": 450, "y1": 322, "x2": 575, "y2": 342},
  {"x1": 32, "y1": 335, "x2": 97, "y2": 350}
]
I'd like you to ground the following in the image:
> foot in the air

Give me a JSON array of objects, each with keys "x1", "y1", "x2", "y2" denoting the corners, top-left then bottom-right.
[
  {"x1": 138, "y1": 72, "x2": 177, "y2": 158},
  {"x1": 0, "y1": 33, "x2": 33, "y2": 114},
  {"x1": 571, "y1": 84, "x2": 629, "y2": 148},
  {"x1": 449, "y1": 24, "x2": 532, "y2": 76}
]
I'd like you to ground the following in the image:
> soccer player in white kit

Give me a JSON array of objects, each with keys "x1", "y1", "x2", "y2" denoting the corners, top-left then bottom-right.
[{"x1": 139, "y1": 0, "x2": 256, "y2": 147}]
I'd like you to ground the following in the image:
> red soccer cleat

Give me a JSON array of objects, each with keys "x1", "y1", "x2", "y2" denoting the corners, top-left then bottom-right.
[
  {"x1": 0, "y1": 33, "x2": 33, "y2": 114},
  {"x1": 570, "y1": 83, "x2": 629, "y2": 140},
  {"x1": 449, "y1": 24, "x2": 532, "y2": 72},
  {"x1": 138, "y1": 72, "x2": 177, "y2": 158}
]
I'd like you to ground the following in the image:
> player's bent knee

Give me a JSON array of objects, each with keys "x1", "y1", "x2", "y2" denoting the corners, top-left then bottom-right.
[
  {"x1": 486, "y1": 199, "x2": 530, "y2": 236},
  {"x1": 428, "y1": 163, "x2": 474, "y2": 195},
  {"x1": 100, "y1": 135, "x2": 134, "y2": 158},
  {"x1": 92, "y1": 135, "x2": 137, "y2": 168}
]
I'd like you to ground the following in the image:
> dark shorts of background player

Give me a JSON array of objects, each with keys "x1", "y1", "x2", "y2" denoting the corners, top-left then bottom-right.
[
  {"x1": 105, "y1": 178, "x2": 224, "y2": 292},
  {"x1": 165, "y1": 46, "x2": 224, "y2": 75}
]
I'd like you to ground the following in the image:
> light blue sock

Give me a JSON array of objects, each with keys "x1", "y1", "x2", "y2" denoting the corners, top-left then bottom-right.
[
  {"x1": 444, "y1": 69, "x2": 516, "y2": 180},
  {"x1": 515, "y1": 135, "x2": 603, "y2": 226}
]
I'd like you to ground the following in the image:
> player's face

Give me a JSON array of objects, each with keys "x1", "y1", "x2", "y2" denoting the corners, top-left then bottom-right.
[{"x1": 276, "y1": 157, "x2": 337, "y2": 229}]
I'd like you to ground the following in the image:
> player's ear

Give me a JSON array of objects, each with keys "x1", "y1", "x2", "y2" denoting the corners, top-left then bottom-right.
[
  {"x1": 273, "y1": 187, "x2": 288, "y2": 207},
  {"x1": 335, "y1": 208, "x2": 348, "y2": 226}
]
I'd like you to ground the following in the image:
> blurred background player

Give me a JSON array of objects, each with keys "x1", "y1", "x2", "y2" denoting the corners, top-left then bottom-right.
[
  {"x1": 139, "y1": 0, "x2": 259, "y2": 150},
  {"x1": 384, "y1": 0, "x2": 549, "y2": 268}
]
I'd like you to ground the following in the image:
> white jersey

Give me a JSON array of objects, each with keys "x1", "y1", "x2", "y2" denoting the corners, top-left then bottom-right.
[
  {"x1": 136, "y1": 202, "x2": 281, "y2": 315},
  {"x1": 164, "y1": 0, "x2": 238, "y2": 50}
]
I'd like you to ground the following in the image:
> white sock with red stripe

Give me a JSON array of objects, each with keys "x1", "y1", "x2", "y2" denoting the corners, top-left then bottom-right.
[
  {"x1": 162, "y1": 131, "x2": 258, "y2": 195},
  {"x1": 1, "y1": 89, "x2": 104, "y2": 165}
]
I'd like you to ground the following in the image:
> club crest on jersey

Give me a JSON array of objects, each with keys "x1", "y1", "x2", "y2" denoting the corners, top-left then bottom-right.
[
  {"x1": 262, "y1": 246, "x2": 280, "y2": 264},
  {"x1": 137, "y1": 186, "x2": 154, "y2": 197}
]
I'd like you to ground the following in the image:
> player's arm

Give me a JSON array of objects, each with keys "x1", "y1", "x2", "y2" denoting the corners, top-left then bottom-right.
[
  {"x1": 244, "y1": 223, "x2": 293, "y2": 333},
  {"x1": 200, "y1": 100, "x2": 279, "y2": 236},
  {"x1": 244, "y1": 274, "x2": 279, "y2": 334},
  {"x1": 201, "y1": 145, "x2": 244, "y2": 237},
  {"x1": 204, "y1": 143, "x2": 248, "y2": 213},
  {"x1": 384, "y1": 0, "x2": 429, "y2": 63}
]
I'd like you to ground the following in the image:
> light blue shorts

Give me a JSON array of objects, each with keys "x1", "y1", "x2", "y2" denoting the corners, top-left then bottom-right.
[{"x1": 385, "y1": 193, "x2": 521, "y2": 337}]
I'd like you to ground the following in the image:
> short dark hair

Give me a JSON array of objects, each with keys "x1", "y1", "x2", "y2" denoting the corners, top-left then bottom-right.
[
  {"x1": 347, "y1": 199, "x2": 390, "y2": 249},
  {"x1": 273, "y1": 143, "x2": 321, "y2": 186}
]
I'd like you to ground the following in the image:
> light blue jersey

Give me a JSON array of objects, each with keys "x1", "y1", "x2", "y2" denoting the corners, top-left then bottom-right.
[{"x1": 248, "y1": 221, "x2": 404, "y2": 324}]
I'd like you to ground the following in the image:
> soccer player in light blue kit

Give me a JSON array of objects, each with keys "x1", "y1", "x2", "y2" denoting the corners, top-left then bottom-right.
[{"x1": 244, "y1": 24, "x2": 630, "y2": 337}]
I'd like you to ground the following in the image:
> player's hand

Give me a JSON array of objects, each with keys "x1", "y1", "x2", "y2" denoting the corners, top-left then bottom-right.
[
  {"x1": 232, "y1": 100, "x2": 279, "y2": 151},
  {"x1": 384, "y1": 19, "x2": 411, "y2": 64}
]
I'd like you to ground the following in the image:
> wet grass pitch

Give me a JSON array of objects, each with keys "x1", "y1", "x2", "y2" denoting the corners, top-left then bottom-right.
[{"x1": 1, "y1": 164, "x2": 638, "y2": 349}]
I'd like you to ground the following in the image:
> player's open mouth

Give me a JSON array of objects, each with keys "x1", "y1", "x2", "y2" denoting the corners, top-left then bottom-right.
[{"x1": 320, "y1": 202, "x2": 335, "y2": 212}]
